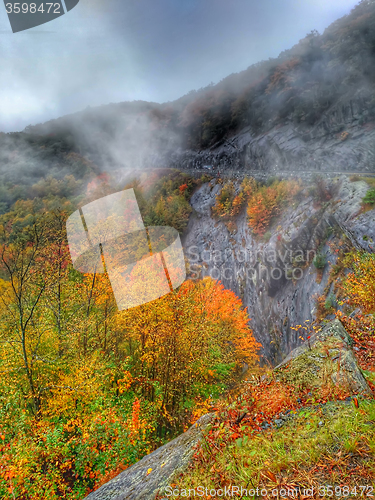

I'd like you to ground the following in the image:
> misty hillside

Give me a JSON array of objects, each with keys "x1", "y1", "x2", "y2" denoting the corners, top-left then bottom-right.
[
  {"x1": 1, "y1": 0, "x2": 375, "y2": 208},
  {"x1": 26, "y1": 0, "x2": 375, "y2": 146}
]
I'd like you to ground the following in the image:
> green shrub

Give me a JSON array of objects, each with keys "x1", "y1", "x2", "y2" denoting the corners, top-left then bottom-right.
[
  {"x1": 324, "y1": 292, "x2": 336, "y2": 310},
  {"x1": 263, "y1": 231, "x2": 272, "y2": 242},
  {"x1": 313, "y1": 253, "x2": 327, "y2": 269},
  {"x1": 363, "y1": 188, "x2": 375, "y2": 205}
]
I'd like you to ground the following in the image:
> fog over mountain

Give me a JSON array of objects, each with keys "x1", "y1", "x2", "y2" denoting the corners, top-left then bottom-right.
[
  {"x1": 0, "y1": 0, "x2": 375, "y2": 217},
  {"x1": 0, "y1": 0, "x2": 358, "y2": 132}
]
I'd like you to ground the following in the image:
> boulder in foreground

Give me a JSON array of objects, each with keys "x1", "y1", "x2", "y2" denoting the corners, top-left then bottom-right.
[{"x1": 275, "y1": 318, "x2": 372, "y2": 396}]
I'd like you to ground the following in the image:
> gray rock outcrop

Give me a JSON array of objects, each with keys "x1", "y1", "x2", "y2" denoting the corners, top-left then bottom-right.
[
  {"x1": 274, "y1": 318, "x2": 372, "y2": 396},
  {"x1": 147, "y1": 93, "x2": 375, "y2": 180}
]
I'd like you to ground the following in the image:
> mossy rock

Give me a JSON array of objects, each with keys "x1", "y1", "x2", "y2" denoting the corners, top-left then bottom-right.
[{"x1": 275, "y1": 319, "x2": 371, "y2": 396}]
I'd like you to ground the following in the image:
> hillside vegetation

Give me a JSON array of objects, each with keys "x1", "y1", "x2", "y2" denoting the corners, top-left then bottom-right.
[
  {"x1": 159, "y1": 227, "x2": 375, "y2": 499},
  {"x1": 0, "y1": 168, "x2": 264, "y2": 499},
  {"x1": 1, "y1": 169, "x2": 374, "y2": 499},
  {"x1": 0, "y1": 1, "x2": 375, "y2": 498}
]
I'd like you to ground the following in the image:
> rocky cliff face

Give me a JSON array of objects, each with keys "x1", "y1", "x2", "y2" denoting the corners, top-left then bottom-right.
[
  {"x1": 182, "y1": 175, "x2": 375, "y2": 363},
  {"x1": 148, "y1": 93, "x2": 375, "y2": 180}
]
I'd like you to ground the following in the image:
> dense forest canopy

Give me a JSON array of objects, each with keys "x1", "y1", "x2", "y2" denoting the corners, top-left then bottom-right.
[{"x1": 0, "y1": 167, "x2": 261, "y2": 498}]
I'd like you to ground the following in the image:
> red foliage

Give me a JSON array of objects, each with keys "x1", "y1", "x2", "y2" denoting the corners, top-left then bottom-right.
[
  {"x1": 338, "y1": 312, "x2": 375, "y2": 373},
  {"x1": 86, "y1": 172, "x2": 111, "y2": 195}
]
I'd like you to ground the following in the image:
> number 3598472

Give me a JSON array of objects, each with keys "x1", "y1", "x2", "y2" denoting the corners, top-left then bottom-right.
[{"x1": 5, "y1": 3, "x2": 61, "y2": 14}]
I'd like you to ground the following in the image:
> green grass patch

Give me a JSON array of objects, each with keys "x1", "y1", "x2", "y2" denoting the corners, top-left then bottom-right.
[
  {"x1": 363, "y1": 188, "x2": 375, "y2": 205},
  {"x1": 172, "y1": 400, "x2": 375, "y2": 496},
  {"x1": 363, "y1": 370, "x2": 375, "y2": 385}
]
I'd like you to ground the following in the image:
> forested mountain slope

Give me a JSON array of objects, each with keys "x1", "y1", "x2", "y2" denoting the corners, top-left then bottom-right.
[{"x1": 1, "y1": 0, "x2": 374, "y2": 183}]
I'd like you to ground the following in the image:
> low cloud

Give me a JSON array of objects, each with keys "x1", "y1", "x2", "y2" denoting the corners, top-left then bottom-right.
[{"x1": 0, "y1": 0, "x2": 359, "y2": 132}]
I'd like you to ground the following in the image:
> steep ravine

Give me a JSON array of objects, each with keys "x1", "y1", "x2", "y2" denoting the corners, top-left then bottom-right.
[
  {"x1": 181, "y1": 175, "x2": 375, "y2": 363},
  {"x1": 82, "y1": 175, "x2": 375, "y2": 500}
]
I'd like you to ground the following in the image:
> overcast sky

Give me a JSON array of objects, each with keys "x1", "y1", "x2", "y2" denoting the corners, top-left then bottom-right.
[{"x1": 0, "y1": 0, "x2": 360, "y2": 132}]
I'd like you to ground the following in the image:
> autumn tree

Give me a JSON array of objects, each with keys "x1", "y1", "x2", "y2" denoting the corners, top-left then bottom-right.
[
  {"x1": 115, "y1": 276, "x2": 261, "y2": 431},
  {"x1": 247, "y1": 179, "x2": 301, "y2": 235},
  {"x1": 0, "y1": 208, "x2": 50, "y2": 416}
]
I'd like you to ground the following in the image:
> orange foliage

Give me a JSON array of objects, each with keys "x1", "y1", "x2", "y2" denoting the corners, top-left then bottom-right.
[
  {"x1": 115, "y1": 277, "x2": 261, "y2": 428},
  {"x1": 130, "y1": 398, "x2": 141, "y2": 434},
  {"x1": 337, "y1": 311, "x2": 375, "y2": 373},
  {"x1": 212, "y1": 177, "x2": 257, "y2": 219},
  {"x1": 247, "y1": 179, "x2": 301, "y2": 235},
  {"x1": 265, "y1": 58, "x2": 300, "y2": 95}
]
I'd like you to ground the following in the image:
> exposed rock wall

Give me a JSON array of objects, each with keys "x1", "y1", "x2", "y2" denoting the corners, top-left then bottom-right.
[
  {"x1": 182, "y1": 176, "x2": 375, "y2": 363},
  {"x1": 148, "y1": 94, "x2": 375, "y2": 179}
]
